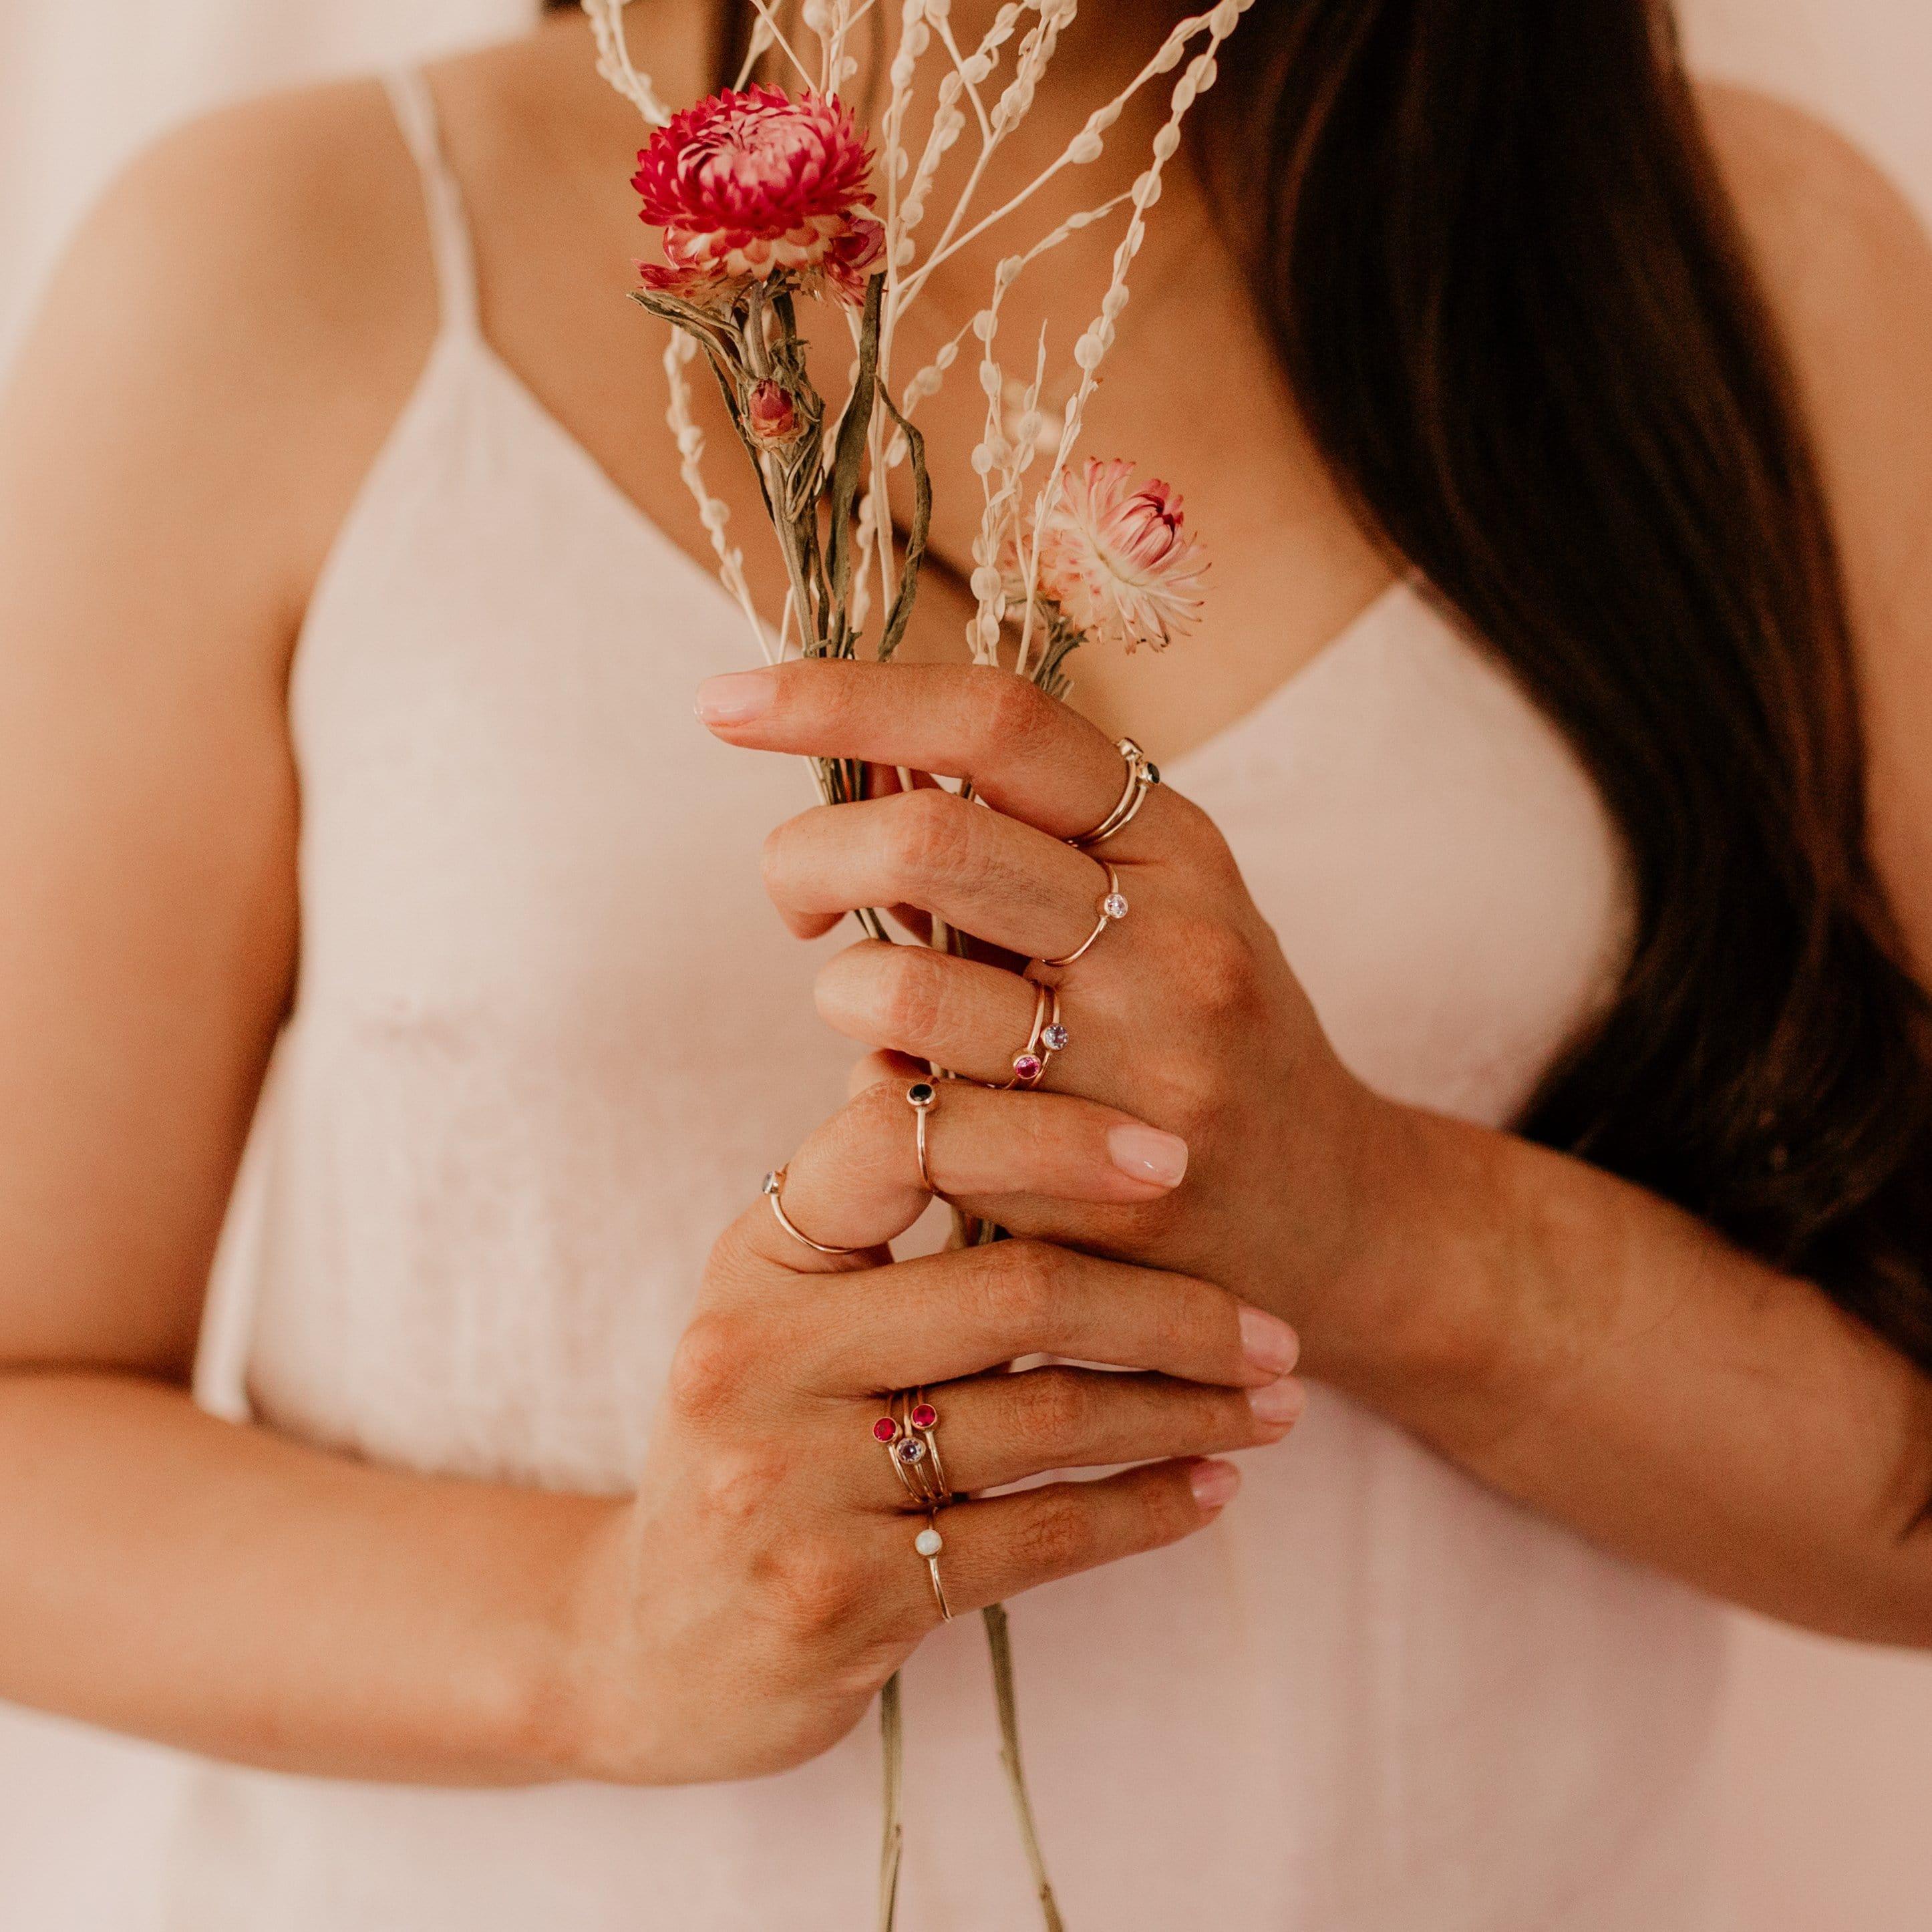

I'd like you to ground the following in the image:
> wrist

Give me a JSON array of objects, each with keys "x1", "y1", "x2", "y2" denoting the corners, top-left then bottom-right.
[
  {"x1": 1306, "y1": 1096, "x2": 1520, "y2": 1431},
  {"x1": 510, "y1": 1495, "x2": 661, "y2": 1786}
]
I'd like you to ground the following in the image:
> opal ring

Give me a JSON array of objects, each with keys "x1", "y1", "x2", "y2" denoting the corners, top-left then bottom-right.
[
  {"x1": 1001, "y1": 981, "x2": 1068, "y2": 1090},
  {"x1": 762, "y1": 1166, "x2": 864, "y2": 1257},
  {"x1": 915, "y1": 1514, "x2": 953, "y2": 1622},
  {"x1": 1037, "y1": 862, "x2": 1130, "y2": 971},
  {"x1": 1072, "y1": 738, "x2": 1160, "y2": 849}
]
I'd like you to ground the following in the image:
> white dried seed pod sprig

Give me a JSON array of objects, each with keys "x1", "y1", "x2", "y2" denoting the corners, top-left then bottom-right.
[
  {"x1": 583, "y1": 0, "x2": 672, "y2": 126},
  {"x1": 661, "y1": 333, "x2": 770, "y2": 660}
]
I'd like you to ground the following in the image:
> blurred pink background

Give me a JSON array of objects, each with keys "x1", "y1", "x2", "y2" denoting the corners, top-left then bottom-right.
[{"x1": 1, "y1": 1, "x2": 1927, "y2": 1925}]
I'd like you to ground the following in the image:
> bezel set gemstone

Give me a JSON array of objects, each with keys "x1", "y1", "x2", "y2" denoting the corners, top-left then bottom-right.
[
  {"x1": 1012, "y1": 1053, "x2": 1044, "y2": 1082},
  {"x1": 914, "y1": 1526, "x2": 944, "y2": 1558},
  {"x1": 897, "y1": 1438, "x2": 928, "y2": 1464},
  {"x1": 1041, "y1": 1022, "x2": 1070, "y2": 1053},
  {"x1": 907, "y1": 1081, "x2": 937, "y2": 1108},
  {"x1": 909, "y1": 1402, "x2": 938, "y2": 1430},
  {"x1": 762, "y1": 1170, "x2": 782, "y2": 1196},
  {"x1": 1102, "y1": 891, "x2": 1130, "y2": 921},
  {"x1": 873, "y1": 1416, "x2": 901, "y2": 1444}
]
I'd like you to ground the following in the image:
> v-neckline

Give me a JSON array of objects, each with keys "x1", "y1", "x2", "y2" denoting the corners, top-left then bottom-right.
[{"x1": 465, "y1": 329, "x2": 1423, "y2": 770}]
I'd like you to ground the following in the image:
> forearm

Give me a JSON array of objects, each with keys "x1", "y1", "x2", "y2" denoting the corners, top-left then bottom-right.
[
  {"x1": 0, "y1": 1371, "x2": 620, "y2": 1782},
  {"x1": 1321, "y1": 1102, "x2": 1932, "y2": 1646}
]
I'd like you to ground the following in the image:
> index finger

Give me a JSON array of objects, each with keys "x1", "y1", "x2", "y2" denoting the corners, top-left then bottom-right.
[{"x1": 695, "y1": 659, "x2": 1134, "y2": 842}]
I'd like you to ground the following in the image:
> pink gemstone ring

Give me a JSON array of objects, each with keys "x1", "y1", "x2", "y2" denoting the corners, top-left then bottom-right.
[
  {"x1": 1001, "y1": 980, "x2": 1066, "y2": 1092},
  {"x1": 878, "y1": 1388, "x2": 953, "y2": 1508}
]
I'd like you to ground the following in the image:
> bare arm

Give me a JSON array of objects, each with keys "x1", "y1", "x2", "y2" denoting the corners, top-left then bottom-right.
[
  {"x1": 0, "y1": 86, "x2": 619, "y2": 1782},
  {"x1": 0, "y1": 92, "x2": 1273, "y2": 1784},
  {"x1": 705, "y1": 95, "x2": 1932, "y2": 1637},
  {"x1": 1324, "y1": 90, "x2": 1932, "y2": 1646}
]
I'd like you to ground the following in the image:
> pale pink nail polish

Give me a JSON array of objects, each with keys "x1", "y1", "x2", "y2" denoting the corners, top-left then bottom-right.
[
  {"x1": 1247, "y1": 1378, "x2": 1306, "y2": 1428},
  {"x1": 1190, "y1": 1460, "x2": 1242, "y2": 1511},
  {"x1": 1106, "y1": 1124, "x2": 1190, "y2": 1188},
  {"x1": 1239, "y1": 1305, "x2": 1300, "y2": 1378},
  {"x1": 695, "y1": 669, "x2": 778, "y2": 725}
]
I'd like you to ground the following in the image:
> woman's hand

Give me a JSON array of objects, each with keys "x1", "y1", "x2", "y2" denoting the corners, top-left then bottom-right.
[
  {"x1": 564, "y1": 1064, "x2": 1304, "y2": 1786},
  {"x1": 695, "y1": 659, "x2": 1426, "y2": 1372}
]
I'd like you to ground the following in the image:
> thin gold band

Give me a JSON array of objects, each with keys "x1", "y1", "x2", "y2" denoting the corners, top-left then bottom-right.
[
  {"x1": 762, "y1": 1167, "x2": 864, "y2": 1257},
  {"x1": 921, "y1": 1514, "x2": 954, "y2": 1622},
  {"x1": 1072, "y1": 738, "x2": 1160, "y2": 849},
  {"x1": 1037, "y1": 863, "x2": 1128, "y2": 971},
  {"x1": 907, "y1": 1079, "x2": 940, "y2": 1193},
  {"x1": 1001, "y1": 981, "x2": 1063, "y2": 1090}
]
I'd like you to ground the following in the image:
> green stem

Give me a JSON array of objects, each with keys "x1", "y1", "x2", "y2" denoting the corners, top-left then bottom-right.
[
  {"x1": 983, "y1": 1603, "x2": 1067, "y2": 1932},
  {"x1": 878, "y1": 1671, "x2": 905, "y2": 1932}
]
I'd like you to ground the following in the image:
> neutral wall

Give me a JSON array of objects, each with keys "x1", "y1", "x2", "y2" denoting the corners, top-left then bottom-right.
[{"x1": 1, "y1": 3, "x2": 1929, "y2": 1928}]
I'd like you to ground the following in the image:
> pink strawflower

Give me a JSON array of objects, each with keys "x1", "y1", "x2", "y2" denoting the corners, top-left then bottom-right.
[
  {"x1": 1021, "y1": 458, "x2": 1209, "y2": 653},
  {"x1": 632, "y1": 86, "x2": 884, "y2": 306},
  {"x1": 745, "y1": 379, "x2": 802, "y2": 448}
]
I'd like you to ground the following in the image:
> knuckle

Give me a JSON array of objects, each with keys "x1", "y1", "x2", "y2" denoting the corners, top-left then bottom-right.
[
  {"x1": 696, "y1": 1442, "x2": 790, "y2": 1531},
  {"x1": 1009, "y1": 1368, "x2": 1096, "y2": 1456},
  {"x1": 1010, "y1": 1487, "x2": 1091, "y2": 1576},
  {"x1": 874, "y1": 943, "x2": 949, "y2": 1043},
  {"x1": 971, "y1": 667, "x2": 1056, "y2": 764},
  {"x1": 762, "y1": 1533, "x2": 866, "y2": 1641},
  {"x1": 885, "y1": 788, "x2": 976, "y2": 896},
  {"x1": 975, "y1": 1239, "x2": 1072, "y2": 1337},
  {"x1": 1178, "y1": 917, "x2": 1264, "y2": 1019},
  {"x1": 665, "y1": 1311, "x2": 757, "y2": 1427}
]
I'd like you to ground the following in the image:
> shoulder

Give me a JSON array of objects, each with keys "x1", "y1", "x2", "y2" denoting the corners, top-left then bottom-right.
[
  {"x1": 4, "y1": 73, "x2": 445, "y2": 624},
  {"x1": 1697, "y1": 86, "x2": 1932, "y2": 956},
  {"x1": 1696, "y1": 84, "x2": 1932, "y2": 617}
]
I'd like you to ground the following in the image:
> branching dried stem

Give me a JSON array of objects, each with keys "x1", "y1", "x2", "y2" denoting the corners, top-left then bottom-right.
[{"x1": 595, "y1": 5, "x2": 1246, "y2": 1921}]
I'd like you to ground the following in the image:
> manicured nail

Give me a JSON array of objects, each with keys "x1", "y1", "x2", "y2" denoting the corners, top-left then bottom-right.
[
  {"x1": 1106, "y1": 1124, "x2": 1189, "y2": 1188},
  {"x1": 1247, "y1": 1378, "x2": 1305, "y2": 1428},
  {"x1": 1190, "y1": 1460, "x2": 1242, "y2": 1512},
  {"x1": 695, "y1": 669, "x2": 778, "y2": 726},
  {"x1": 1239, "y1": 1305, "x2": 1300, "y2": 1378}
]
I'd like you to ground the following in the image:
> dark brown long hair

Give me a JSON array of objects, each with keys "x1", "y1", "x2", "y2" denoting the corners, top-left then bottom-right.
[{"x1": 571, "y1": 0, "x2": 1932, "y2": 1369}]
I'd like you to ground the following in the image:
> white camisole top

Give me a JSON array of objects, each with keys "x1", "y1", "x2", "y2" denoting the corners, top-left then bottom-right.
[{"x1": 122, "y1": 68, "x2": 1728, "y2": 1929}]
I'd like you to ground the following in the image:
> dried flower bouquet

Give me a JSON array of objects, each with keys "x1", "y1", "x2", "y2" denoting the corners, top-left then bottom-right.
[{"x1": 585, "y1": 0, "x2": 1241, "y2": 1919}]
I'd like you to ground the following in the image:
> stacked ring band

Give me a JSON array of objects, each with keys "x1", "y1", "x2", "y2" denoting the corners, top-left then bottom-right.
[
  {"x1": 762, "y1": 1167, "x2": 864, "y2": 1257},
  {"x1": 873, "y1": 1391, "x2": 952, "y2": 1508},
  {"x1": 1002, "y1": 981, "x2": 1069, "y2": 1090},
  {"x1": 1072, "y1": 738, "x2": 1161, "y2": 849},
  {"x1": 1037, "y1": 862, "x2": 1130, "y2": 971}
]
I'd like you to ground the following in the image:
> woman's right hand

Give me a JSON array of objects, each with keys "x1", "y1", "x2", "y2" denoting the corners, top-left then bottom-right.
[{"x1": 558, "y1": 1063, "x2": 1305, "y2": 1786}]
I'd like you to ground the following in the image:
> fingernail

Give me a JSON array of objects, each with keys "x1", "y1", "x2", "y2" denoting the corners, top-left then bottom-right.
[
  {"x1": 1239, "y1": 1305, "x2": 1300, "y2": 1378},
  {"x1": 1190, "y1": 1459, "x2": 1242, "y2": 1512},
  {"x1": 695, "y1": 669, "x2": 777, "y2": 726},
  {"x1": 1247, "y1": 1378, "x2": 1305, "y2": 1428},
  {"x1": 1106, "y1": 1124, "x2": 1189, "y2": 1188}
]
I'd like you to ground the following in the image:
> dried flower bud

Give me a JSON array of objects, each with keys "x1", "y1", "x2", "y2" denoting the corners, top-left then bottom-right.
[{"x1": 745, "y1": 380, "x2": 802, "y2": 448}]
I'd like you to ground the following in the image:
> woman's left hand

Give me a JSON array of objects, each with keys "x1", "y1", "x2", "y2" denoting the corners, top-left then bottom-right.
[{"x1": 697, "y1": 657, "x2": 1419, "y2": 1357}]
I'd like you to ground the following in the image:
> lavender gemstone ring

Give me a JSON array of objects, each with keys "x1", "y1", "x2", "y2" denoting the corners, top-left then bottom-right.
[{"x1": 1001, "y1": 981, "x2": 1068, "y2": 1091}]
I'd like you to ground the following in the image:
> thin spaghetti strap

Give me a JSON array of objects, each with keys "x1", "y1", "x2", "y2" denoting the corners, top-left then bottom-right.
[{"x1": 382, "y1": 68, "x2": 481, "y2": 339}]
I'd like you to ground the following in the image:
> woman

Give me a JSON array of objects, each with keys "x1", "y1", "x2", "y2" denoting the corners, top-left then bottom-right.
[{"x1": 1, "y1": 0, "x2": 1929, "y2": 1923}]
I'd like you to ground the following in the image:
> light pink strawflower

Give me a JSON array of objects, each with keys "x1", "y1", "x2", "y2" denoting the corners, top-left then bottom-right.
[
  {"x1": 745, "y1": 379, "x2": 801, "y2": 448},
  {"x1": 1023, "y1": 458, "x2": 1209, "y2": 653},
  {"x1": 631, "y1": 86, "x2": 884, "y2": 306}
]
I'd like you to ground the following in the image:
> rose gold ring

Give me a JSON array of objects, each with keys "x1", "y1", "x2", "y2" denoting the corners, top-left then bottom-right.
[
  {"x1": 872, "y1": 1391, "x2": 951, "y2": 1508},
  {"x1": 762, "y1": 1166, "x2": 864, "y2": 1257},
  {"x1": 1001, "y1": 981, "x2": 1068, "y2": 1090},
  {"x1": 1036, "y1": 863, "x2": 1130, "y2": 971},
  {"x1": 915, "y1": 1514, "x2": 953, "y2": 1622},
  {"x1": 1071, "y1": 738, "x2": 1160, "y2": 849},
  {"x1": 907, "y1": 1080, "x2": 941, "y2": 1193}
]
